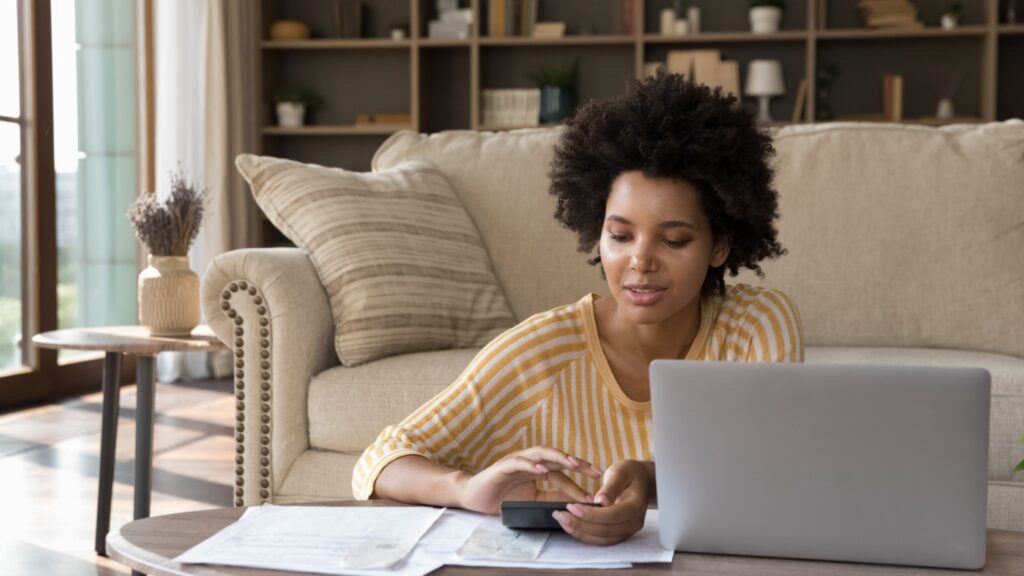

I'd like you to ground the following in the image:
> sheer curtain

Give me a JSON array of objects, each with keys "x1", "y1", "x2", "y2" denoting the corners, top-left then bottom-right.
[{"x1": 154, "y1": 0, "x2": 257, "y2": 382}]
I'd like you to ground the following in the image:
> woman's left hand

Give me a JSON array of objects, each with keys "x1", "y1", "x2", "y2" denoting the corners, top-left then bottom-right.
[{"x1": 551, "y1": 459, "x2": 652, "y2": 546}]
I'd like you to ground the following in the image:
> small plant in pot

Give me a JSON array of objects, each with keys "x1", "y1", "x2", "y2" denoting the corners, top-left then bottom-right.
[
  {"x1": 750, "y1": 0, "x2": 785, "y2": 33},
  {"x1": 527, "y1": 59, "x2": 579, "y2": 125},
  {"x1": 942, "y1": 0, "x2": 963, "y2": 29},
  {"x1": 272, "y1": 85, "x2": 317, "y2": 128},
  {"x1": 128, "y1": 172, "x2": 206, "y2": 336}
]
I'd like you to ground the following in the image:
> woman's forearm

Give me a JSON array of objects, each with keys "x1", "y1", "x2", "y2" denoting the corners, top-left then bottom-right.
[{"x1": 371, "y1": 454, "x2": 471, "y2": 507}]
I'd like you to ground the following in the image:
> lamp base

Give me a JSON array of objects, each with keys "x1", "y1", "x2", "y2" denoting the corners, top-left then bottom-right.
[{"x1": 757, "y1": 96, "x2": 773, "y2": 123}]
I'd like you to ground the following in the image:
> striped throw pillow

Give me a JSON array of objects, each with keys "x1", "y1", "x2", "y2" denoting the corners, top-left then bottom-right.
[{"x1": 235, "y1": 154, "x2": 516, "y2": 366}]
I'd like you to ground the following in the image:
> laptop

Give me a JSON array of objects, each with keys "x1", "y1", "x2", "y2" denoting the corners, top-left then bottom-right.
[{"x1": 649, "y1": 360, "x2": 990, "y2": 570}]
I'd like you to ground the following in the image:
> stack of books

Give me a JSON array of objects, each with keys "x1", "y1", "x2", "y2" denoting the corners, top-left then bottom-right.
[
  {"x1": 489, "y1": 0, "x2": 539, "y2": 37},
  {"x1": 857, "y1": 0, "x2": 923, "y2": 29},
  {"x1": 659, "y1": 50, "x2": 740, "y2": 98},
  {"x1": 481, "y1": 89, "x2": 541, "y2": 128}
]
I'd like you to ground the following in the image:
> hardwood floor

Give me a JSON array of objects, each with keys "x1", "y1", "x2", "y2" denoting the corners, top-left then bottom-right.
[{"x1": 0, "y1": 377, "x2": 234, "y2": 575}]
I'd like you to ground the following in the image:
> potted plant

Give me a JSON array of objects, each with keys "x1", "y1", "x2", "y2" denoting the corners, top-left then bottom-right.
[
  {"x1": 390, "y1": 19, "x2": 409, "y2": 40},
  {"x1": 750, "y1": 0, "x2": 785, "y2": 33},
  {"x1": 271, "y1": 86, "x2": 317, "y2": 128},
  {"x1": 1016, "y1": 435, "x2": 1024, "y2": 475},
  {"x1": 527, "y1": 59, "x2": 579, "y2": 124},
  {"x1": 942, "y1": 1, "x2": 963, "y2": 29},
  {"x1": 128, "y1": 172, "x2": 206, "y2": 336}
]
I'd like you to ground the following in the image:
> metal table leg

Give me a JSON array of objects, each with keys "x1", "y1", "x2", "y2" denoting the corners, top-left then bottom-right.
[
  {"x1": 132, "y1": 354, "x2": 157, "y2": 576},
  {"x1": 134, "y1": 355, "x2": 156, "y2": 521},
  {"x1": 95, "y1": 352, "x2": 122, "y2": 556}
]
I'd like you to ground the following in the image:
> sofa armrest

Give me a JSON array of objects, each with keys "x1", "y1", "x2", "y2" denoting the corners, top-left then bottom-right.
[{"x1": 202, "y1": 248, "x2": 337, "y2": 506}]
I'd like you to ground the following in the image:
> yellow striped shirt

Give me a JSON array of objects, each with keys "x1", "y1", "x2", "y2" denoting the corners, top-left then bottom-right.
[{"x1": 352, "y1": 283, "x2": 804, "y2": 499}]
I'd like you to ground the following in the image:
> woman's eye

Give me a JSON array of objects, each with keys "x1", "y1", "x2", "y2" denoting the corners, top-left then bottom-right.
[
  {"x1": 608, "y1": 233, "x2": 628, "y2": 242},
  {"x1": 665, "y1": 239, "x2": 690, "y2": 248}
]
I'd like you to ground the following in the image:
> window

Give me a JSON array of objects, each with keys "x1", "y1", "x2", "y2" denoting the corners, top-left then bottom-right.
[{"x1": 0, "y1": 0, "x2": 141, "y2": 407}]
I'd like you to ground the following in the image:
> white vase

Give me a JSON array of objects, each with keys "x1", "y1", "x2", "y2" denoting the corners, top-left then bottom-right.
[
  {"x1": 276, "y1": 102, "x2": 306, "y2": 127},
  {"x1": 138, "y1": 255, "x2": 200, "y2": 337},
  {"x1": 750, "y1": 7, "x2": 782, "y2": 33},
  {"x1": 941, "y1": 14, "x2": 958, "y2": 29},
  {"x1": 936, "y1": 98, "x2": 955, "y2": 119}
]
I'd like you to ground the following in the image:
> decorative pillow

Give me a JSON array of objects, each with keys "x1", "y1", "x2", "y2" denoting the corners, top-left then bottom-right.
[{"x1": 235, "y1": 154, "x2": 516, "y2": 366}]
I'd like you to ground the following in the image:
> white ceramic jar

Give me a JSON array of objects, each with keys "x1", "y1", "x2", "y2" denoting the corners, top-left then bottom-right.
[{"x1": 138, "y1": 255, "x2": 199, "y2": 337}]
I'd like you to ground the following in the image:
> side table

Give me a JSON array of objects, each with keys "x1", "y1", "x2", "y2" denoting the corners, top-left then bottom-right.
[{"x1": 32, "y1": 326, "x2": 226, "y2": 558}]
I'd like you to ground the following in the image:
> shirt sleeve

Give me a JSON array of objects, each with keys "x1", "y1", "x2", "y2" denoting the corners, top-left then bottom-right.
[
  {"x1": 351, "y1": 309, "x2": 583, "y2": 500},
  {"x1": 741, "y1": 288, "x2": 805, "y2": 363}
]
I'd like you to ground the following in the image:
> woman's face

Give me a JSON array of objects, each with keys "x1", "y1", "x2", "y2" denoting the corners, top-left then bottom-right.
[{"x1": 599, "y1": 171, "x2": 729, "y2": 326}]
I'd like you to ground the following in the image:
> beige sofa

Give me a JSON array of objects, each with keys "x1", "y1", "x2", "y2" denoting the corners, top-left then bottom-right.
[{"x1": 202, "y1": 121, "x2": 1024, "y2": 531}]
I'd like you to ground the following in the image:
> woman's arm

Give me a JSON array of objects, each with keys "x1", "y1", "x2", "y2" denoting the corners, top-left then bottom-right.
[
  {"x1": 373, "y1": 449, "x2": 602, "y2": 515},
  {"x1": 372, "y1": 454, "x2": 471, "y2": 507}
]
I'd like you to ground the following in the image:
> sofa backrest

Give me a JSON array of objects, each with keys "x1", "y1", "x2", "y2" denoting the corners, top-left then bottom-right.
[{"x1": 373, "y1": 121, "x2": 1024, "y2": 358}]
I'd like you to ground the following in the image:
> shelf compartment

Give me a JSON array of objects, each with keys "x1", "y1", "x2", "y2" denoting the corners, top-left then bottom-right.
[
  {"x1": 262, "y1": 40, "x2": 412, "y2": 50},
  {"x1": 644, "y1": 31, "x2": 809, "y2": 43},
  {"x1": 999, "y1": 25, "x2": 1024, "y2": 35},
  {"x1": 817, "y1": 26, "x2": 989, "y2": 40}
]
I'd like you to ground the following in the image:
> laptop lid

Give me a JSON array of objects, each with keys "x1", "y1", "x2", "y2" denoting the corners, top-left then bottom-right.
[{"x1": 649, "y1": 360, "x2": 990, "y2": 570}]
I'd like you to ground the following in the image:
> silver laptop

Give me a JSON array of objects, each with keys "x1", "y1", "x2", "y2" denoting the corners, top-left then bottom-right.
[{"x1": 649, "y1": 360, "x2": 990, "y2": 570}]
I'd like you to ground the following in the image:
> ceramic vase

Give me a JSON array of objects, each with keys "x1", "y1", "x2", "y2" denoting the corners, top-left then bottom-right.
[
  {"x1": 138, "y1": 255, "x2": 199, "y2": 337},
  {"x1": 539, "y1": 86, "x2": 575, "y2": 124},
  {"x1": 276, "y1": 102, "x2": 306, "y2": 128},
  {"x1": 750, "y1": 7, "x2": 782, "y2": 33}
]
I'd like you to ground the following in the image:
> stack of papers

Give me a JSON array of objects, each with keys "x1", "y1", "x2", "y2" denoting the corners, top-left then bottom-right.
[{"x1": 174, "y1": 505, "x2": 673, "y2": 575}]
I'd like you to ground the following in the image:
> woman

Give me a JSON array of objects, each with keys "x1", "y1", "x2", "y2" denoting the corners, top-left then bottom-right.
[{"x1": 352, "y1": 71, "x2": 803, "y2": 545}]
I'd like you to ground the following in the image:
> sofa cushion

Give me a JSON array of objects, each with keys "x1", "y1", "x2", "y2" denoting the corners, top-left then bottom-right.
[
  {"x1": 236, "y1": 154, "x2": 515, "y2": 366},
  {"x1": 806, "y1": 346, "x2": 1024, "y2": 483},
  {"x1": 372, "y1": 128, "x2": 606, "y2": 321},
  {"x1": 735, "y1": 121, "x2": 1024, "y2": 358},
  {"x1": 308, "y1": 348, "x2": 481, "y2": 452}
]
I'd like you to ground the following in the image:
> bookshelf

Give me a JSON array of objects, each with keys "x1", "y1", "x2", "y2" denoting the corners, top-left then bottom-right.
[{"x1": 253, "y1": 0, "x2": 1022, "y2": 245}]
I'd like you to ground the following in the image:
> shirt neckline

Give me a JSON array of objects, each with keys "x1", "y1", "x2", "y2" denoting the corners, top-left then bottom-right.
[{"x1": 579, "y1": 292, "x2": 717, "y2": 411}]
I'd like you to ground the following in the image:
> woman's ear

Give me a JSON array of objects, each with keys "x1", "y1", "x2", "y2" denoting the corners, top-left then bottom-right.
[{"x1": 710, "y1": 237, "x2": 730, "y2": 268}]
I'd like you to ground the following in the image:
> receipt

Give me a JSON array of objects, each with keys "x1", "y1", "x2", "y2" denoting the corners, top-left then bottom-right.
[{"x1": 456, "y1": 522, "x2": 549, "y2": 561}]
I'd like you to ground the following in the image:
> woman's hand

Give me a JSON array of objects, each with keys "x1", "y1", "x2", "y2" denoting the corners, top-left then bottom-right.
[
  {"x1": 458, "y1": 447, "x2": 603, "y2": 515},
  {"x1": 552, "y1": 459, "x2": 653, "y2": 546}
]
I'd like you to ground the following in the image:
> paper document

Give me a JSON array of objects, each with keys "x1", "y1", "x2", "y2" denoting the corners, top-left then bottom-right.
[
  {"x1": 174, "y1": 505, "x2": 445, "y2": 576},
  {"x1": 175, "y1": 505, "x2": 671, "y2": 575},
  {"x1": 456, "y1": 522, "x2": 548, "y2": 560}
]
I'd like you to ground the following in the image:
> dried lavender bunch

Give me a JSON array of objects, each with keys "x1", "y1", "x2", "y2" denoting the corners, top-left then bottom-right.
[{"x1": 128, "y1": 172, "x2": 207, "y2": 256}]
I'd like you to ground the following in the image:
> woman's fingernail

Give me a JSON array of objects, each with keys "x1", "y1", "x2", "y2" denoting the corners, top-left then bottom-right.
[
  {"x1": 585, "y1": 494, "x2": 593, "y2": 503},
  {"x1": 597, "y1": 493, "x2": 610, "y2": 506},
  {"x1": 535, "y1": 463, "x2": 549, "y2": 473},
  {"x1": 552, "y1": 511, "x2": 568, "y2": 523},
  {"x1": 567, "y1": 455, "x2": 579, "y2": 466},
  {"x1": 566, "y1": 503, "x2": 585, "y2": 517},
  {"x1": 591, "y1": 465, "x2": 603, "y2": 476}
]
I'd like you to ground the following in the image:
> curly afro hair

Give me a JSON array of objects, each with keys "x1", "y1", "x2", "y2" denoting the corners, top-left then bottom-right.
[{"x1": 548, "y1": 70, "x2": 786, "y2": 296}]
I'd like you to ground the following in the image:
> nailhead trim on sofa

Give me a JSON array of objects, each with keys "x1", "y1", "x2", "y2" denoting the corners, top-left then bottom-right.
[{"x1": 221, "y1": 280, "x2": 272, "y2": 506}]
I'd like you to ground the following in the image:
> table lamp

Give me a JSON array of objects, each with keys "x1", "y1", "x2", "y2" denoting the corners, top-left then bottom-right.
[{"x1": 744, "y1": 59, "x2": 785, "y2": 123}]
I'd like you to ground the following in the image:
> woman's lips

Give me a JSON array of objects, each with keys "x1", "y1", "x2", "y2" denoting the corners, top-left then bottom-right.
[{"x1": 623, "y1": 286, "x2": 666, "y2": 306}]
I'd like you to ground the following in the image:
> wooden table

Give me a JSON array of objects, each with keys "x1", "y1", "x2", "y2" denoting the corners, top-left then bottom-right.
[
  {"x1": 106, "y1": 501, "x2": 1024, "y2": 575},
  {"x1": 32, "y1": 326, "x2": 226, "y2": 559}
]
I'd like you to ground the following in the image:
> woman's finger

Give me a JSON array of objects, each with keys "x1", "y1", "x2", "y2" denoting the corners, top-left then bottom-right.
[
  {"x1": 542, "y1": 470, "x2": 592, "y2": 502},
  {"x1": 554, "y1": 510, "x2": 644, "y2": 545},
  {"x1": 521, "y1": 447, "x2": 603, "y2": 478}
]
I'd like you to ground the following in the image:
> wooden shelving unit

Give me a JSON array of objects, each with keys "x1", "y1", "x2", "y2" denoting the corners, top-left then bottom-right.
[{"x1": 251, "y1": 0, "x2": 1021, "y2": 244}]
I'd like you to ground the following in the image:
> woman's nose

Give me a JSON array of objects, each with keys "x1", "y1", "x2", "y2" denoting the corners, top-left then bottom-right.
[{"x1": 630, "y1": 242, "x2": 658, "y2": 272}]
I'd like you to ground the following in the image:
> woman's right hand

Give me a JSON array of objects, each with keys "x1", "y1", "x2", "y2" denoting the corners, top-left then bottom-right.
[{"x1": 457, "y1": 447, "x2": 603, "y2": 515}]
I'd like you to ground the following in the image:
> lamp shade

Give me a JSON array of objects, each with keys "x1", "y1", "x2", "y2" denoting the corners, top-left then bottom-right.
[{"x1": 744, "y1": 59, "x2": 785, "y2": 97}]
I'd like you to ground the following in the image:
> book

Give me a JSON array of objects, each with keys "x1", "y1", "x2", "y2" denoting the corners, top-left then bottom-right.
[
  {"x1": 717, "y1": 60, "x2": 740, "y2": 98},
  {"x1": 691, "y1": 50, "x2": 722, "y2": 87},
  {"x1": 883, "y1": 73, "x2": 903, "y2": 121},
  {"x1": 532, "y1": 22, "x2": 566, "y2": 38},
  {"x1": 666, "y1": 51, "x2": 696, "y2": 78},
  {"x1": 791, "y1": 78, "x2": 809, "y2": 122}
]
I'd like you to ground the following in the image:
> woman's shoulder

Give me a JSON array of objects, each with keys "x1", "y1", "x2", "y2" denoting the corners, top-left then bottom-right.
[{"x1": 484, "y1": 295, "x2": 591, "y2": 349}]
